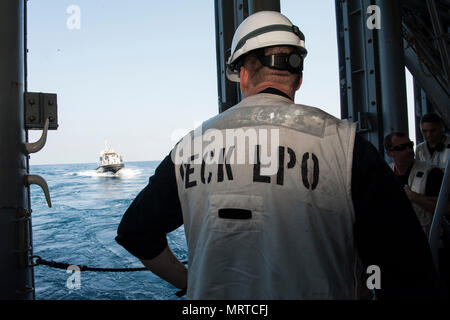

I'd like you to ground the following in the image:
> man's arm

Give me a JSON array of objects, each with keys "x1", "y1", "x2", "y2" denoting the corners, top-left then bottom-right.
[
  {"x1": 116, "y1": 152, "x2": 186, "y2": 288},
  {"x1": 404, "y1": 185, "x2": 438, "y2": 214},
  {"x1": 404, "y1": 167, "x2": 450, "y2": 215},
  {"x1": 141, "y1": 245, "x2": 187, "y2": 289}
]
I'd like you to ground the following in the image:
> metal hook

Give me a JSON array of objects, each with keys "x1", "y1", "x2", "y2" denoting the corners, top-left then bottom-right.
[
  {"x1": 24, "y1": 118, "x2": 49, "y2": 154},
  {"x1": 24, "y1": 174, "x2": 52, "y2": 208}
]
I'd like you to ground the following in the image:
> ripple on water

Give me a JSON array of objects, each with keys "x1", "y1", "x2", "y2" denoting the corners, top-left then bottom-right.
[{"x1": 30, "y1": 161, "x2": 185, "y2": 300}]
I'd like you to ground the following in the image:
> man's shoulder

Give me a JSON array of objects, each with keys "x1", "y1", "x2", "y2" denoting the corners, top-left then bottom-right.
[
  {"x1": 413, "y1": 159, "x2": 434, "y2": 171},
  {"x1": 445, "y1": 134, "x2": 450, "y2": 146},
  {"x1": 416, "y1": 140, "x2": 427, "y2": 150},
  {"x1": 294, "y1": 103, "x2": 343, "y2": 123},
  {"x1": 237, "y1": 93, "x2": 344, "y2": 122},
  {"x1": 202, "y1": 97, "x2": 355, "y2": 138}
]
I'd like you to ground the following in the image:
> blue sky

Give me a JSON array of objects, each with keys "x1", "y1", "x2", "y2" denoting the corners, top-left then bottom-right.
[{"x1": 27, "y1": 0, "x2": 415, "y2": 165}]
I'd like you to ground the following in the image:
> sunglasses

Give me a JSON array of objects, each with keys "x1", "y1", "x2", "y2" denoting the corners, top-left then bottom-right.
[{"x1": 389, "y1": 141, "x2": 414, "y2": 151}]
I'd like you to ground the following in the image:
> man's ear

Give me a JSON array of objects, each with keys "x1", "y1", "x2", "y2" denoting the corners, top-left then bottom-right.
[{"x1": 240, "y1": 66, "x2": 249, "y2": 94}]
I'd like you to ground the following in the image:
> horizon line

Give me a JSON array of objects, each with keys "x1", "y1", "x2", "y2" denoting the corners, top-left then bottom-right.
[{"x1": 29, "y1": 159, "x2": 163, "y2": 166}]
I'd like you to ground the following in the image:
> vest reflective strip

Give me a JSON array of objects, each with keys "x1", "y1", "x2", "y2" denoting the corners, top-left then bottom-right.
[{"x1": 202, "y1": 104, "x2": 328, "y2": 138}]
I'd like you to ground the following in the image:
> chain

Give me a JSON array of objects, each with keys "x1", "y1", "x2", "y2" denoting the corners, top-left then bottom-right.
[
  {"x1": 32, "y1": 255, "x2": 188, "y2": 272},
  {"x1": 31, "y1": 255, "x2": 148, "y2": 272},
  {"x1": 32, "y1": 255, "x2": 147, "y2": 272},
  {"x1": 31, "y1": 256, "x2": 188, "y2": 297}
]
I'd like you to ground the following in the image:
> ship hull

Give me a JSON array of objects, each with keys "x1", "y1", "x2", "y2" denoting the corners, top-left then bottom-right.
[{"x1": 96, "y1": 163, "x2": 124, "y2": 174}]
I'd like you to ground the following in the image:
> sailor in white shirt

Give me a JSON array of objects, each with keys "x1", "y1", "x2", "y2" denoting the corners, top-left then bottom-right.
[{"x1": 416, "y1": 113, "x2": 450, "y2": 170}]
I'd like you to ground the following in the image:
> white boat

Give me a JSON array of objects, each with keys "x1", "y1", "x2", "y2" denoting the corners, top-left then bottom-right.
[{"x1": 96, "y1": 142, "x2": 124, "y2": 173}]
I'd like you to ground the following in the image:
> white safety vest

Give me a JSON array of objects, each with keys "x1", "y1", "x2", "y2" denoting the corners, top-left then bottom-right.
[
  {"x1": 416, "y1": 135, "x2": 450, "y2": 170},
  {"x1": 173, "y1": 93, "x2": 362, "y2": 299},
  {"x1": 390, "y1": 160, "x2": 435, "y2": 237}
]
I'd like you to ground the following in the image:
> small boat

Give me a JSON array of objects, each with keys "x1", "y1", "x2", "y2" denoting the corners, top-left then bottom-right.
[{"x1": 96, "y1": 142, "x2": 124, "y2": 174}]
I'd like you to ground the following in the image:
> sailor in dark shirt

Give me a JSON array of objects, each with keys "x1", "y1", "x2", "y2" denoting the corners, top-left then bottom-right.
[
  {"x1": 116, "y1": 105, "x2": 443, "y2": 299},
  {"x1": 384, "y1": 132, "x2": 445, "y2": 230}
]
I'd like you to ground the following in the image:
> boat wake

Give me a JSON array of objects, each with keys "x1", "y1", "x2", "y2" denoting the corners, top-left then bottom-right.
[{"x1": 69, "y1": 168, "x2": 142, "y2": 178}]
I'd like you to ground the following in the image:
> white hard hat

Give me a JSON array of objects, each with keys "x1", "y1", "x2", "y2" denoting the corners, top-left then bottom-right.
[{"x1": 226, "y1": 11, "x2": 307, "y2": 82}]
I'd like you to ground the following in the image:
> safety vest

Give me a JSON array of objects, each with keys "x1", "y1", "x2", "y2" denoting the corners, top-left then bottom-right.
[
  {"x1": 390, "y1": 160, "x2": 434, "y2": 237},
  {"x1": 416, "y1": 135, "x2": 450, "y2": 170},
  {"x1": 173, "y1": 93, "x2": 362, "y2": 299}
]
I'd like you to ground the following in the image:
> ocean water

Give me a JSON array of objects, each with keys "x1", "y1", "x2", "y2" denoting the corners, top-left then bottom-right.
[{"x1": 29, "y1": 161, "x2": 187, "y2": 300}]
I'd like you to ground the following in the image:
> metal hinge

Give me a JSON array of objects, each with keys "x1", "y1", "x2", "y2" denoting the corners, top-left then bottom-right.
[
  {"x1": 357, "y1": 112, "x2": 373, "y2": 133},
  {"x1": 24, "y1": 92, "x2": 58, "y2": 130}
]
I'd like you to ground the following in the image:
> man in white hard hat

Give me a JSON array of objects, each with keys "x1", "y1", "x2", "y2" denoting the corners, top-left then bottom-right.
[
  {"x1": 416, "y1": 113, "x2": 450, "y2": 170},
  {"x1": 116, "y1": 11, "x2": 441, "y2": 299}
]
